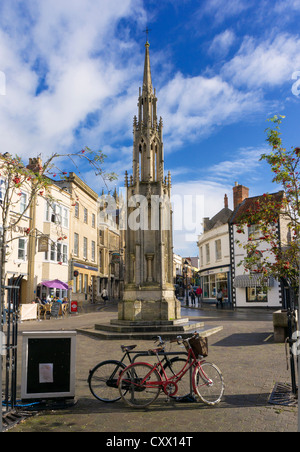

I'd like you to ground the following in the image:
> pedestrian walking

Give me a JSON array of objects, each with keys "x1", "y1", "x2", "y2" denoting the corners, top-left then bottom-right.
[
  {"x1": 196, "y1": 286, "x2": 202, "y2": 307},
  {"x1": 216, "y1": 289, "x2": 224, "y2": 309},
  {"x1": 190, "y1": 287, "x2": 196, "y2": 306},
  {"x1": 101, "y1": 288, "x2": 109, "y2": 304}
]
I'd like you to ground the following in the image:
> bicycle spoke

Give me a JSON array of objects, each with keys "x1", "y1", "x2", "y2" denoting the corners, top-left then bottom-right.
[
  {"x1": 193, "y1": 362, "x2": 224, "y2": 406},
  {"x1": 119, "y1": 363, "x2": 161, "y2": 408},
  {"x1": 88, "y1": 360, "x2": 126, "y2": 403}
]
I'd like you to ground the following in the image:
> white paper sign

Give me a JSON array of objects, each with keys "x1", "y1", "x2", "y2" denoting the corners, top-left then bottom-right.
[{"x1": 39, "y1": 363, "x2": 54, "y2": 384}]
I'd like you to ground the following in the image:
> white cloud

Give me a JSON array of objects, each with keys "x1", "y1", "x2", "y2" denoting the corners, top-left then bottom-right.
[
  {"x1": 172, "y1": 179, "x2": 232, "y2": 256},
  {"x1": 199, "y1": 0, "x2": 251, "y2": 24},
  {"x1": 208, "y1": 30, "x2": 236, "y2": 57},
  {"x1": 0, "y1": 0, "x2": 145, "y2": 160},
  {"x1": 222, "y1": 33, "x2": 300, "y2": 89},
  {"x1": 159, "y1": 72, "x2": 263, "y2": 150},
  {"x1": 207, "y1": 146, "x2": 267, "y2": 179}
]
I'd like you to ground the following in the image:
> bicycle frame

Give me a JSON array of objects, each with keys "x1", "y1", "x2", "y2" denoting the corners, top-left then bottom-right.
[
  {"x1": 119, "y1": 347, "x2": 206, "y2": 397},
  {"x1": 89, "y1": 347, "x2": 188, "y2": 388}
]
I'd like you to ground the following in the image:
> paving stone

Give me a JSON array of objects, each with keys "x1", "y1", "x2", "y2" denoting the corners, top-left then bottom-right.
[{"x1": 6, "y1": 303, "x2": 298, "y2": 433}]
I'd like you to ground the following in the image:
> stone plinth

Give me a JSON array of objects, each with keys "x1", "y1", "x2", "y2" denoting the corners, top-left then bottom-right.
[
  {"x1": 119, "y1": 284, "x2": 181, "y2": 322},
  {"x1": 273, "y1": 310, "x2": 298, "y2": 343}
]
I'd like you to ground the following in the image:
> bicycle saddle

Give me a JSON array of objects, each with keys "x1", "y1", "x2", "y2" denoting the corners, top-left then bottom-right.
[
  {"x1": 148, "y1": 347, "x2": 164, "y2": 355},
  {"x1": 121, "y1": 345, "x2": 137, "y2": 352}
]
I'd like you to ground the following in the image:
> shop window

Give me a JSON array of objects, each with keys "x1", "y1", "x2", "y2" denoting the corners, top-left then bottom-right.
[
  {"x1": 84, "y1": 274, "x2": 88, "y2": 294},
  {"x1": 78, "y1": 274, "x2": 82, "y2": 293},
  {"x1": 248, "y1": 224, "x2": 261, "y2": 240},
  {"x1": 246, "y1": 286, "x2": 268, "y2": 303}
]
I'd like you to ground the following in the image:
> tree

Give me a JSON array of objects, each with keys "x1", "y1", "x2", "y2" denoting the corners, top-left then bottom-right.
[
  {"x1": 0, "y1": 148, "x2": 117, "y2": 427},
  {"x1": 0, "y1": 147, "x2": 117, "y2": 319},
  {"x1": 235, "y1": 115, "x2": 300, "y2": 291}
]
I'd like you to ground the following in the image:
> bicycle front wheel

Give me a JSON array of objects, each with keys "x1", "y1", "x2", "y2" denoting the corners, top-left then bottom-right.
[
  {"x1": 88, "y1": 360, "x2": 126, "y2": 403},
  {"x1": 193, "y1": 362, "x2": 224, "y2": 406},
  {"x1": 118, "y1": 363, "x2": 162, "y2": 408}
]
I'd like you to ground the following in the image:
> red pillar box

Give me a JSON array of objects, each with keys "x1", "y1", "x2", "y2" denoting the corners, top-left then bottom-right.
[{"x1": 70, "y1": 301, "x2": 78, "y2": 313}]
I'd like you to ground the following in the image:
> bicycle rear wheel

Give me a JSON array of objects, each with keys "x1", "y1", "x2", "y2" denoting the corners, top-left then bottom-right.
[
  {"x1": 88, "y1": 360, "x2": 126, "y2": 402},
  {"x1": 118, "y1": 363, "x2": 162, "y2": 408},
  {"x1": 193, "y1": 362, "x2": 224, "y2": 406}
]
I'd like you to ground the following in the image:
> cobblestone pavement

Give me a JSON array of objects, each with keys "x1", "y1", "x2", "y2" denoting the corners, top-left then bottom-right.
[{"x1": 7, "y1": 303, "x2": 298, "y2": 433}]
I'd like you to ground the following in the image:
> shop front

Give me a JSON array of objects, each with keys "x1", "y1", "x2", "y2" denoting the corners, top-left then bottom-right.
[
  {"x1": 38, "y1": 279, "x2": 71, "y2": 302},
  {"x1": 72, "y1": 262, "x2": 98, "y2": 305},
  {"x1": 201, "y1": 266, "x2": 230, "y2": 302}
]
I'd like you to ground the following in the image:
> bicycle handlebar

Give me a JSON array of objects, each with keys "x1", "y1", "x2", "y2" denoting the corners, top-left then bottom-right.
[
  {"x1": 153, "y1": 331, "x2": 199, "y2": 347},
  {"x1": 152, "y1": 335, "x2": 165, "y2": 346},
  {"x1": 171, "y1": 332, "x2": 199, "y2": 345}
]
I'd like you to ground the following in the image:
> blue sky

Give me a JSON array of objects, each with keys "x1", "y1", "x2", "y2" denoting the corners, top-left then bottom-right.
[{"x1": 0, "y1": 0, "x2": 300, "y2": 256}]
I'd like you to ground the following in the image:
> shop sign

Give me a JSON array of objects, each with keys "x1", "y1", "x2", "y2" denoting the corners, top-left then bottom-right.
[{"x1": 38, "y1": 235, "x2": 49, "y2": 252}]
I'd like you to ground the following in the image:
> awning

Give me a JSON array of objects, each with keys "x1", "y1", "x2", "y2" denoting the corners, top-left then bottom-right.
[
  {"x1": 42, "y1": 279, "x2": 70, "y2": 290},
  {"x1": 233, "y1": 274, "x2": 275, "y2": 288}
]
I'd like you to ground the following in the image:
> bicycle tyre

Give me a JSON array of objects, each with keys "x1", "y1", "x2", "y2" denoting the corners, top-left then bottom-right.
[
  {"x1": 88, "y1": 360, "x2": 126, "y2": 403},
  {"x1": 118, "y1": 362, "x2": 162, "y2": 408},
  {"x1": 193, "y1": 362, "x2": 224, "y2": 406},
  {"x1": 163, "y1": 357, "x2": 191, "y2": 400}
]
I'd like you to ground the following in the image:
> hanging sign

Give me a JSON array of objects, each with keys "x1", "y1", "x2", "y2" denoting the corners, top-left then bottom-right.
[
  {"x1": 111, "y1": 252, "x2": 120, "y2": 264},
  {"x1": 38, "y1": 235, "x2": 49, "y2": 252}
]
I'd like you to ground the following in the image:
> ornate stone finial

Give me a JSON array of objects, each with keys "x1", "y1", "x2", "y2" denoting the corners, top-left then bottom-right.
[
  {"x1": 125, "y1": 171, "x2": 128, "y2": 187},
  {"x1": 113, "y1": 186, "x2": 118, "y2": 201}
]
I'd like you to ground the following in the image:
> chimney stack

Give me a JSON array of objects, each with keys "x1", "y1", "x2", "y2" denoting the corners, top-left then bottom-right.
[
  {"x1": 224, "y1": 194, "x2": 228, "y2": 209},
  {"x1": 27, "y1": 157, "x2": 43, "y2": 174},
  {"x1": 233, "y1": 182, "x2": 249, "y2": 209}
]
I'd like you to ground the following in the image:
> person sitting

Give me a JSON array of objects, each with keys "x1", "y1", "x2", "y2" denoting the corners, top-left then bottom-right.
[{"x1": 41, "y1": 296, "x2": 47, "y2": 305}]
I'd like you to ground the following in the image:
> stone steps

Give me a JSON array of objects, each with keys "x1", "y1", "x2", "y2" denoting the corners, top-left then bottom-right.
[
  {"x1": 77, "y1": 324, "x2": 223, "y2": 341},
  {"x1": 95, "y1": 320, "x2": 205, "y2": 334}
]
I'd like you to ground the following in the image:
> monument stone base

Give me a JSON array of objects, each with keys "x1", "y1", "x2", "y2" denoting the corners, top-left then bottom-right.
[{"x1": 119, "y1": 283, "x2": 181, "y2": 321}]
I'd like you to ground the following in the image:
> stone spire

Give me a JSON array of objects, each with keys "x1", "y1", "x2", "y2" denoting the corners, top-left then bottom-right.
[
  {"x1": 119, "y1": 37, "x2": 180, "y2": 323},
  {"x1": 134, "y1": 39, "x2": 161, "y2": 183},
  {"x1": 143, "y1": 41, "x2": 153, "y2": 96}
]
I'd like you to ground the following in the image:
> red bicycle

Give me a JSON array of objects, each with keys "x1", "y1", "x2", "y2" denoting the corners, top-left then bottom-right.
[{"x1": 118, "y1": 332, "x2": 224, "y2": 408}]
